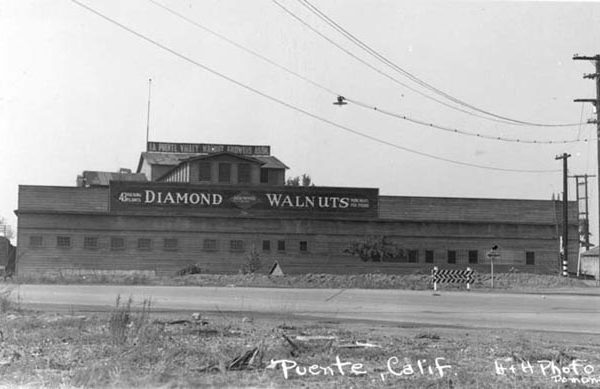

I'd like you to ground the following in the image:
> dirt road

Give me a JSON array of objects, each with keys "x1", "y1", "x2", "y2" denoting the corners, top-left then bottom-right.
[{"x1": 14, "y1": 284, "x2": 600, "y2": 334}]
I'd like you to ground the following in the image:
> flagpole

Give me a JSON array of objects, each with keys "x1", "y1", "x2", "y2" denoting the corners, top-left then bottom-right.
[{"x1": 146, "y1": 78, "x2": 152, "y2": 151}]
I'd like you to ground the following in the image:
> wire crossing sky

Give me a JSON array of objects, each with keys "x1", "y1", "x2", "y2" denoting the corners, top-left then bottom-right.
[
  {"x1": 147, "y1": 0, "x2": 587, "y2": 146},
  {"x1": 293, "y1": 0, "x2": 586, "y2": 128},
  {"x1": 70, "y1": 0, "x2": 562, "y2": 174}
]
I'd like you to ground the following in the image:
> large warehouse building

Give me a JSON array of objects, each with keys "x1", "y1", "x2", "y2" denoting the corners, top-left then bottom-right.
[{"x1": 15, "y1": 141, "x2": 579, "y2": 277}]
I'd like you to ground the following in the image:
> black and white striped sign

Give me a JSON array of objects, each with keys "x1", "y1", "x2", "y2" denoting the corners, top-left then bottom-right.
[{"x1": 432, "y1": 267, "x2": 474, "y2": 284}]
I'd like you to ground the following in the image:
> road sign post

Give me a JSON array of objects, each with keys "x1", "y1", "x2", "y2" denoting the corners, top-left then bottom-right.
[
  {"x1": 487, "y1": 248, "x2": 500, "y2": 288},
  {"x1": 491, "y1": 257, "x2": 494, "y2": 288}
]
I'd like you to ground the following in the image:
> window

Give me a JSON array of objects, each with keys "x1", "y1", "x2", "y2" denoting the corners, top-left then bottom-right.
[
  {"x1": 238, "y1": 163, "x2": 251, "y2": 184},
  {"x1": 57, "y1": 236, "x2": 71, "y2": 248},
  {"x1": 137, "y1": 238, "x2": 152, "y2": 250},
  {"x1": 425, "y1": 250, "x2": 434, "y2": 263},
  {"x1": 84, "y1": 236, "x2": 98, "y2": 249},
  {"x1": 164, "y1": 238, "x2": 178, "y2": 250},
  {"x1": 198, "y1": 162, "x2": 211, "y2": 182},
  {"x1": 218, "y1": 163, "x2": 231, "y2": 183},
  {"x1": 230, "y1": 240, "x2": 244, "y2": 251},
  {"x1": 262, "y1": 240, "x2": 271, "y2": 252},
  {"x1": 203, "y1": 239, "x2": 217, "y2": 251},
  {"x1": 111, "y1": 237, "x2": 125, "y2": 250},
  {"x1": 447, "y1": 250, "x2": 456, "y2": 264},
  {"x1": 408, "y1": 250, "x2": 419, "y2": 263},
  {"x1": 468, "y1": 250, "x2": 478, "y2": 264},
  {"x1": 299, "y1": 241, "x2": 308, "y2": 252},
  {"x1": 277, "y1": 240, "x2": 286, "y2": 251},
  {"x1": 526, "y1": 251, "x2": 535, "y2": 265},
  {"x1": 260, "y1": 169, "x2": 269, "y2": 184},
  {"x1": 29, "y1": 235, "x2": 43, "y2": 248}
]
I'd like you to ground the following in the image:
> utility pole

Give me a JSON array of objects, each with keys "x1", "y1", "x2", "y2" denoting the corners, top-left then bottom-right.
[
  {"x1": 570, "y1": 174, "x2": 596, "y2": 250},
  {"x1": 573, "y1": 54, "x2": 600, "y2": 255},
  {"x1": 556, "y1": 153, "x2": 571, "y2": 276}
]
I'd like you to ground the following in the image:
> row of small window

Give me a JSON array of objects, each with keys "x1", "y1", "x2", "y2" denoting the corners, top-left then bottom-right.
[
  {"x1": 204, "y1": 239, "x2": 308, "y2": 252},
  {"x1": 29, "y1": 235, "x2": 309, "y2": 253},
  {"x1": 31, "y1": 235, "x2": 179, "y2": 251},
  {"x1": 198, "y1": 162, "x2": 268, "y2": 184},
  {"x1": 261, "y1": 240, "x2": 308, "y2": 252},
  {"x1": 414, "y1": 250, "x2": 535, "y2": 265}
]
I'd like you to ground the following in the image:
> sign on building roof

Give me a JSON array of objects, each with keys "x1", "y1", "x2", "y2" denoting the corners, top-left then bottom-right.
[
  {"x1": 147, "y1": 142, "x2": 270, "y2": 156},
  {"x1": 109, "y1": 182, "x2": 378, "y2": 218}
]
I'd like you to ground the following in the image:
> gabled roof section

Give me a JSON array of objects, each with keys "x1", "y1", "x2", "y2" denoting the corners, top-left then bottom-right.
[
  {"x1": 137, "y1": 152, "x2": 199, "y2": 172},
  {"x1": 182, "y1": 151, "x2": 265, "y2": 165},
  {"x1": 137, "y1": 150, "x2": 290, "y2": 173},
  {"x1": 254, "y1": 155, "x2": 289, "y2": 169},
  {"x1": 155, "y1": 152, "x2": 266, "y2": 182}
]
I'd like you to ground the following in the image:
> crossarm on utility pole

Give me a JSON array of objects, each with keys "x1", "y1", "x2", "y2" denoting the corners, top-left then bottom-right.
[{"x1": 573, "y1": 54, "x2": 600, "y2": 265}]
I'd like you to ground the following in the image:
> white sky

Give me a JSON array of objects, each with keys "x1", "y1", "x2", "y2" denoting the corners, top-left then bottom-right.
[{"x1": 1, "y1": 0, "x2": 600, "y2": 244}]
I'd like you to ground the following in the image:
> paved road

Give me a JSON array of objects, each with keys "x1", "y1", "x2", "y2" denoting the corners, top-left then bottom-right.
[{"x1": 14, "y1": 284, "x2": 600, "y2": 334}]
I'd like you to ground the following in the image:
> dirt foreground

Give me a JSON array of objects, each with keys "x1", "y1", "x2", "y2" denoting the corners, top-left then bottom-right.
[{"x1": 0, "y1": 298, "x2": 599, "y2": 388}]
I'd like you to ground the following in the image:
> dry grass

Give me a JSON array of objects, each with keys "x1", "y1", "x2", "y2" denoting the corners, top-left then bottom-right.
[
  {"x1": 0, "y1": 292, "x2": 597, "y2": 388},
  {"x1": 11, "y1": 271, "x2": 593, "y2": 292},
  {"x1": 0, "y1": 286, "x2": 20, "y2": 313}
]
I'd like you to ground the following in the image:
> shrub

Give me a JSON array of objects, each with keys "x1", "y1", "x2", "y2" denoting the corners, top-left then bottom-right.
[
  {"x1": 241, "y1": 247, "x2": 262, "y2": 274},
  {"x1": 0, "y1": 287, "x2": 15, "y2": 313},
  {"x1": 176, "y1": 264, "x2": 202, "y2": 276},
  {"x1": 344, "y1": 236, "x2": 405, "y2": 262}
]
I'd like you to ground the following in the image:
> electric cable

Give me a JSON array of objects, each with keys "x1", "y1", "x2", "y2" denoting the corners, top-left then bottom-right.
[
  {"x1": 148, "y1": 0, "x2": 585, "y2": 145},
  {"x1": 70, "y1": 0, "x2": 562, "y2": 174},
  {"x1": 347, "y1": 98, "x2": 588, "y2": 144},
  {"x1": 271, "y1": 0, "x2": 525, "y2": 127},
  {"x1": 293, "y1": 0, "x2": 586, "y2": 128}
]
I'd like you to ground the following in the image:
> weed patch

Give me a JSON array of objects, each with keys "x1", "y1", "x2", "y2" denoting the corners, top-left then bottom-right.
[
  {"x1": 13, "y1": 271, "x2": 593, "y2": 292},
  {"x1": 0, "y1": 308, "x2": 597, "y2": 388},
  {"x1": 108, "y1": 295, "x2": 152, "y2": 345},
  {"x1": 0, "y1": 286, "x2": 19, "y2": 313}
]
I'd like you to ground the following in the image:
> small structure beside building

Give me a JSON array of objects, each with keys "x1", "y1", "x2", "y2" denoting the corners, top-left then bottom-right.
[
  {"x1": 579, "y1": 246, "x2": 600, "y2": 281},
  {"x1": 0, "y1": 237, "x2": 16, "y2": 276},
  {"x1": 76, "y1": 169, "x2": 147, "y2": 187}
]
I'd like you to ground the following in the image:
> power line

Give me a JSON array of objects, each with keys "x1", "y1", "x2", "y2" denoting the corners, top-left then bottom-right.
[
  {"x1": 70, "y1": 0, "x2": 561, "y2": 174},
  {"x1": 347, "y1": 98, "x2": 588, "y2": 144},
  {"x1": 293, "y1": 0, "x2": 586, "y2": 128},
  {"x1": 297, "y1": 0, "x2": 585, "y2": 128},
  {"x1": 148, "y1": 0, "x2": 584, "y2": 145},
  {"x1": 147, "y1": 0, "x2": 337, "y2": 96},
  {"x1": 271, "y1": 0, "x2": 524, "y2": 127}
]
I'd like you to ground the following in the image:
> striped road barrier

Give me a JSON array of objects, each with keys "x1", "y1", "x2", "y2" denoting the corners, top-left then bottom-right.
[{"x1": 431, "y1": 266, "x2": 474, "y2": 292}]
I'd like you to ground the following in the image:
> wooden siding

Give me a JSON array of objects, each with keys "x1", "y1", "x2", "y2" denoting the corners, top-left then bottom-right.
[
  {"x1": 160, "y1": 155, "x2": 264, "y2": 185},
  {"x1": 16, "y1": 185, "x2": 580, "y2": 277},
  {"x1": 18, "y1": 186, "x2": 108, "y2": 213},
  {"x1": 16, "y1": 212, "x2": 577, "y2": 277},
  {"x1": 265, "y1": 168, "x2": 285, "y2": 185},
  {"x1": 379, "y1": 196, "x2": 578, "y2": 225},
  {"x1": 0, "y1": 237, "x2": 10, "y2": 267}
]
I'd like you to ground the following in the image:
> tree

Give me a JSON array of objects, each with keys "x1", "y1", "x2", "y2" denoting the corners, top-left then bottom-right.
[
  {"x1": 344, "y1": 236, "x2": 405, "y2": 262},
  {"x1": 286, "y1": 173, "x2": 313, "y2": 186},
  {"x1": 0, "y1": 217, "x2": 14, "y2": 241}
]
